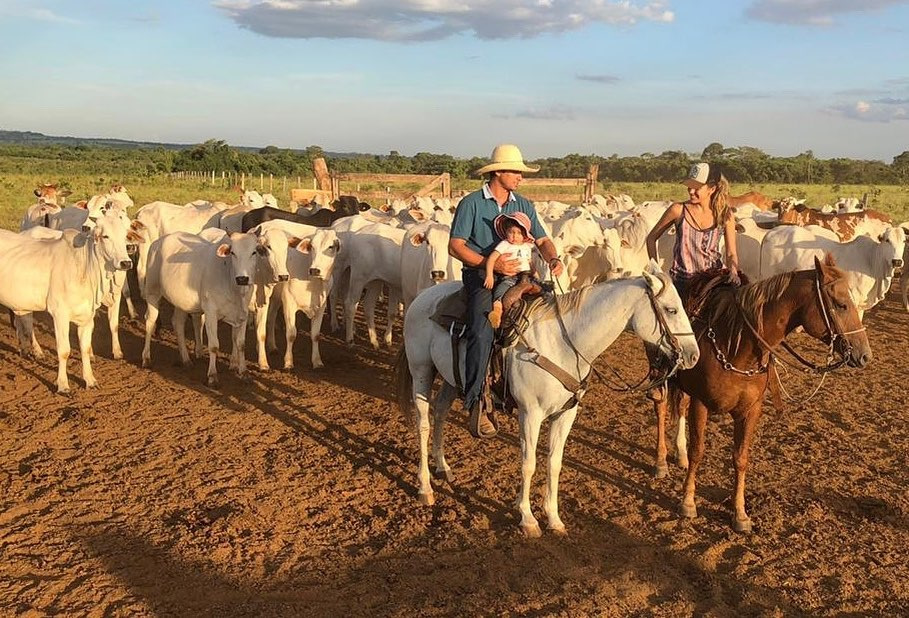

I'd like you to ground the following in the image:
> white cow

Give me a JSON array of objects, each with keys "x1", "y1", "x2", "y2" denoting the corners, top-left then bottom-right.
[
  {"x1": 548, "y1": 207, "x2": 605, "y2": 250},
  {"x1": 245, "y1": 220, "x2": 318, "y2": 369},
  {"x1": 560, "y1": 227, "x2": 625, "y2": 289},
  {"x1": 43, "y1": 186, "x2": 135, "y2": 231},
  {"x1": 134, "y1": 200, "x2": 233, "y2": 294},
  {"x1": 276, "y1": 228, "x2": 342, "y2": 370},
  {"x1": 0, "y1": 210, "x2": 134, "y2": 392},
  {"x1": 142, "y1": 231, "x2": 272, "y2": 386},
  {"x1": 836, "y1": 197, "x2": 864, "y2": 213},
  {"x1": 20, "y1": 184, "x2": 70, "y2": 230},
  {"x1": 611, "y1": 210, "x2": 657, "y2": 276},
  {"x1": 340, "y1": 223, "x2": 406, "y2": 348},
  {"x1": 586, "y1": 193, "x2": 635, "y2": 217},
  {"x1": 18, "y1": 211, "x2": 145, "y2": 359},
  {"x1": 761, "y1": 225, "x2": 906, "y2": 316},
  {"x1": 400, "y1": 222, "x2": 456, "y2": 309}
]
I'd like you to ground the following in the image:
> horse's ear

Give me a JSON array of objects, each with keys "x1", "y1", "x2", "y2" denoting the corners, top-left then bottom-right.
[
  {"x1": 814, "y1": 253, "x2": 837, "y2": 283},
  {"x1": 641, "y1": 268, "x2": 664, "y2": 296}
]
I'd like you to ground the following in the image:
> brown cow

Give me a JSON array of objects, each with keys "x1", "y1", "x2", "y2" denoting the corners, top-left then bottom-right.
[
  {"x1": 728, "y1": 191, "x2": 774, "y2": 211},
  {"x1": 776, "y1": 202, "x2": 892, "y2": 242},
  {"x1": 32, "y1": 183, "x2": 72, "y2": 205}
]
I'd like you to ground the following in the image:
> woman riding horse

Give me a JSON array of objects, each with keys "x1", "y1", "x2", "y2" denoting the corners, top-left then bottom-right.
[{"x1": 655, "y1": 254, "x2": 871, "y2": 532}]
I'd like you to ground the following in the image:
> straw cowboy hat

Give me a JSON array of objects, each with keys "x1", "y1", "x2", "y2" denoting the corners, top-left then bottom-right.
[{"x1": 475, "y1": 144, "x2": 540, "y2": 176}]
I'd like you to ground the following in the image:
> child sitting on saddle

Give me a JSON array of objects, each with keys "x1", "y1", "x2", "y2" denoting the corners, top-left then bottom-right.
[{"x1": 484, "y1": 212, "x2": 540, "y2": 328}]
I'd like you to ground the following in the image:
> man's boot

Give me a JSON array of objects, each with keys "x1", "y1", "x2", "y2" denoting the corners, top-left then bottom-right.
[{"x1": 468, "y1": 396, "x2": 498, "y2": 439}]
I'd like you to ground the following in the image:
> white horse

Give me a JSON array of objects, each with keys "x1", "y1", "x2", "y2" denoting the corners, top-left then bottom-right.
[{"x1": 396, "y1": 261, "x2": 700, "y2": 537}]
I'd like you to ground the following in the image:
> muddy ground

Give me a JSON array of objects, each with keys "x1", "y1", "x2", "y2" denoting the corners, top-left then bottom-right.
[{"x1": 1, "y1": 290, "x2": 907, "y2": 617}]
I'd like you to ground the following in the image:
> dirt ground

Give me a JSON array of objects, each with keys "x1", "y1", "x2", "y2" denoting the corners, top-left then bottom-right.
[{"x1": 1, "y1": 288, "x2": 907, "y2": 617}]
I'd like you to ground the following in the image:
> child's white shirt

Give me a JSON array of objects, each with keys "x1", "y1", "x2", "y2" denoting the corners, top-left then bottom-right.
[{"x1": 494, "y1": 240, "x2": 533, "y2": 272}]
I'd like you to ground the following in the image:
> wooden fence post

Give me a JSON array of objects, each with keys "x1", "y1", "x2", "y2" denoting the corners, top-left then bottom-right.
[
  {"x1": 584, "y1": 164, "x2": 599, "y2": 202},
  {"x1": 313, "y1": 158, "x2": 332, "y2": 192}
]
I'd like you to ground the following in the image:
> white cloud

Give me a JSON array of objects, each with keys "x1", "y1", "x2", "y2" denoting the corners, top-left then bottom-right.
[
  {"x1": 824, "y1": 100, "x2": 908, "y2": 122},
  {"x1": 0, "y1": 2, "x2": 80, "y2": 24},
  {"x1": 746, "y1": 0, "x2": 909, "y2": 26},
  {"x1": 214, "y1": 0, "x2": 674, "y2": 41}
]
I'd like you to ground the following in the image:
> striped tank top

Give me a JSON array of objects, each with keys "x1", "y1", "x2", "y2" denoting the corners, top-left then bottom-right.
[{"x1": 669, "y1": 205, "x2": 723, "y2": 281}]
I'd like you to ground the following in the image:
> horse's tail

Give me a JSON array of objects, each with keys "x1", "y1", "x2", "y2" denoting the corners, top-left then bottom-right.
[
  {"x1": 394, "y1": 346, "x2": 413, "y2": 416},
  {"x1": 667, "y1": 381, "x2": 685, "y2": 423}
]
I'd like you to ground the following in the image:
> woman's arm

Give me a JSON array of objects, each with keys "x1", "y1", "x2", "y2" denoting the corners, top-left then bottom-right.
[{"x1": 645, "y1": 202, "x2": 683, "y2": 261}]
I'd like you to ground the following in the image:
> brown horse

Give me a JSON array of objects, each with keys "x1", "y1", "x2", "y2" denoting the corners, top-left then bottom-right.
[{"x1": 654, "y1": 254, "x2": 872, "y2": 532}]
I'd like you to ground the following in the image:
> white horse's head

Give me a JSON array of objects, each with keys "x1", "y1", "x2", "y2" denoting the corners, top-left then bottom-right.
[{"x1": 637, "y1": 261, "x2": 699, "y2": 370}]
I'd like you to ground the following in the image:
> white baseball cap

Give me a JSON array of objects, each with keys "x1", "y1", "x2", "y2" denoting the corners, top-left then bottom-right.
[{"x1": 682, "y1": 162, "x2": 720, "y2": 189}]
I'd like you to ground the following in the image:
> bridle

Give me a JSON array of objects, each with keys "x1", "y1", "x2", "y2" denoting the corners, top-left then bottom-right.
[
  {"x1": 710, "y1": 272, "x2": 866, "y2": 404},
  {"x1": 775, "y1": 274, "x2": 866, "y2": 374},
  {"x1": 527, "y1": 274, "x2": 696, "y2": 397}
]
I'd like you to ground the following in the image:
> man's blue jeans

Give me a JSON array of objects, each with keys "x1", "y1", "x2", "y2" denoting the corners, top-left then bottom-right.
[{"x1": 461, "y1": 268, "x2": 494, "y2": 410}]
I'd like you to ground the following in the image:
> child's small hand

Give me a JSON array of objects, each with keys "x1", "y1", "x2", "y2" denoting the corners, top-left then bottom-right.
[{"x1": 484, "y1": 275, "x2": 493, "y2": 289}]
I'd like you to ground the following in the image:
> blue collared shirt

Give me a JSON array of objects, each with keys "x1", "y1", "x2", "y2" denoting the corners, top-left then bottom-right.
[{"x1": 450, "y1": 183, "x2": 547, "y2": 258}]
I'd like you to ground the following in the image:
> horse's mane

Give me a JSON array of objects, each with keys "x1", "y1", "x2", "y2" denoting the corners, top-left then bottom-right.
[
  {"x1": 528, "y1": 285, "x2": 594, "y2": 322},
  {"x1": 687, "y1": 268, "x2": 795, "y2": 357}
]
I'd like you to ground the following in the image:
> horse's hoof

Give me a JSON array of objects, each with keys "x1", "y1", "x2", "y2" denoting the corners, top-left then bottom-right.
[
  {"x1": 654, "y1": 464, "x2": 669, "y2": 479},
  {"x1": 207, "y1": 375, "x2": 219, "y2": 387},
  {"x1": 679, "y1": 503, "x2": 698, "y2": 519},
  {"x1": 733, "y1": 516, "x2": 753, "y2": 533},
  {"x1": 520, "y1": 522, "x2": 543, "y2": 538},
  {"x1": 417, "y1": 492, "x2": 435, "y2": 506},
  {"x1": 257, "y1": 363, "x2": 270, "y2": 371},
  {"x1": 433, "y1": 468, "x2": 453, "y2": 483},
  {"x1": 312, "y1": 362, "x2": 324, "y2": 370},
  {"x1": 284, "y1": 363, "x2": 295, "y2": 370},
  {"x1": 141, "y1": 357, "x2": 150, "y2": 368},
  {"x1": 549, "y1": 524, "x2": 568, "y2": 537},
  {"x1": 85, "y1": 380, "x2": 98, "y2": 389},
  {"x1": 677, "y1": 458, "x2": 690, "y2": 470}
]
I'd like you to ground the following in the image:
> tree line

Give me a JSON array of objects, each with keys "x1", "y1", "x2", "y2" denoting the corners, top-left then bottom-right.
[{"x1": 1, "y1": 139, "x2": 907, "y2": 185}]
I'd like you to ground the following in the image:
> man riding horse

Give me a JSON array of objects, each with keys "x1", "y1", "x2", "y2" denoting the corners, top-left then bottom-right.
[{"x1": 448, "y1": 144, "x2": 563, "y2": 438}]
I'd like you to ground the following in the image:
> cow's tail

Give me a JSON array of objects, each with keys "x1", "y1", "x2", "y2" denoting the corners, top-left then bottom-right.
[{"x1": 394, "y1": 346, "x2": 413, "y2": 417}]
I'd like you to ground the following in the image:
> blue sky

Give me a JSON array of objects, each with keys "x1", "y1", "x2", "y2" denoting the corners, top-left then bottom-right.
[{"x1": 1, "y1": 0, "x2": 907, "y2": 161}]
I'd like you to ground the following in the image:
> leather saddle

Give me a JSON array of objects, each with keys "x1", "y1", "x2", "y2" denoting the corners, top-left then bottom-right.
[{"x1": 430, "y1": 279, "x2": 550, "y2": 415}]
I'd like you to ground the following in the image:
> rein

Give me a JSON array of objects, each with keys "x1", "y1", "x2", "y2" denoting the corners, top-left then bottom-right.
[
  {"x1": 522, "y1": 275, "x2": 692, "y2": 399},
  {"x1": 712, "y1": 272, "x2": 866, "y2": 404}
]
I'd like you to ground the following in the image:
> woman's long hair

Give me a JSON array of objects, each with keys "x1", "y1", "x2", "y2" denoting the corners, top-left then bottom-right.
[{"x1": 709, "y1": 173, "x2": 731, "y2": 226}]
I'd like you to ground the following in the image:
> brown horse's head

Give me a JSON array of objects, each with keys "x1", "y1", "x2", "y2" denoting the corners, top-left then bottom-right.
[{"x1": 801, "y1": 253, "x2": 872, "y2": 368}]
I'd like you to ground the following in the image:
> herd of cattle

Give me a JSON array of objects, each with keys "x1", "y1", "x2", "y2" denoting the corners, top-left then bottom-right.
[{"x1": 1, "y1": 182, "x2": 907, "y2": 394}]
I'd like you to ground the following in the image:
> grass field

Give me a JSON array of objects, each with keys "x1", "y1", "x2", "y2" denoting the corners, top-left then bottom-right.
[{"x1": 3, "y1": 171, "x2": 908, "y2": 231}]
